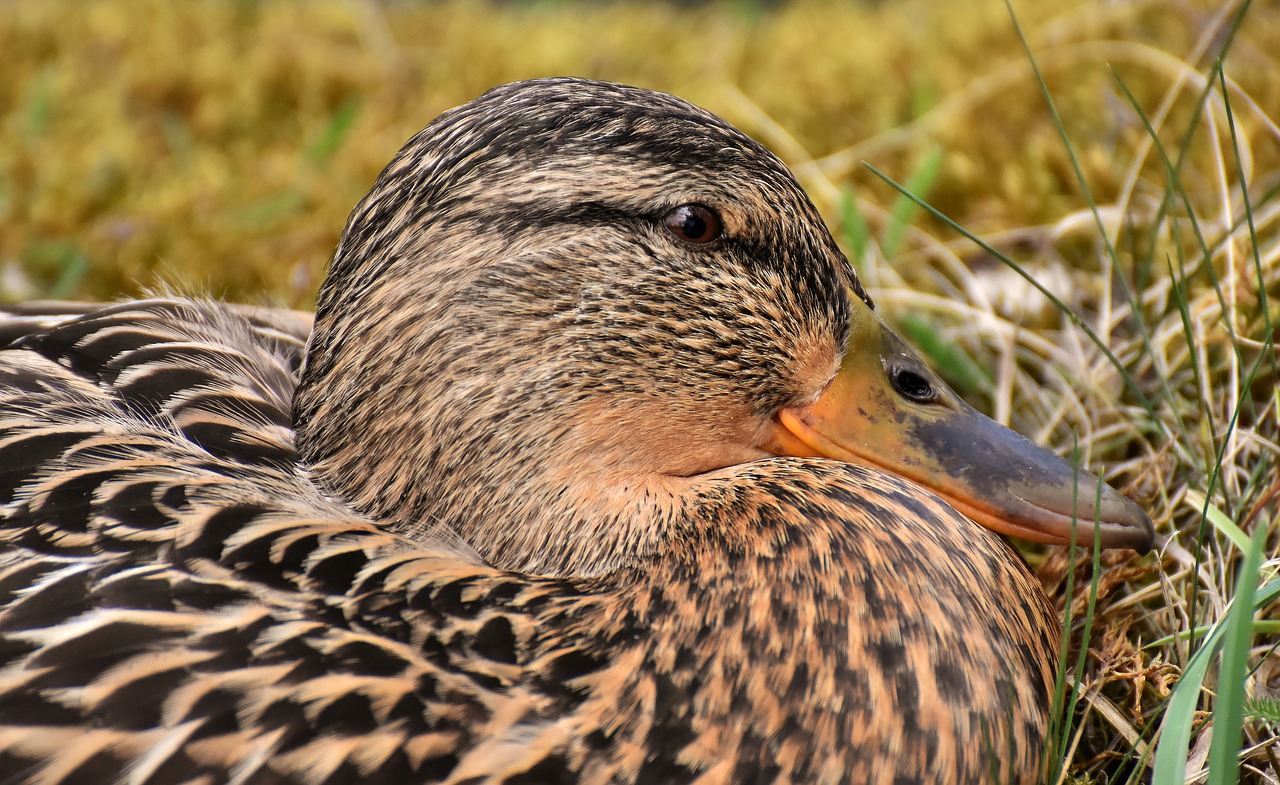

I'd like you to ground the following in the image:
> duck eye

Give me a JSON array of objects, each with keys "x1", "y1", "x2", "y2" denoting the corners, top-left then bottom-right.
[
  {"x1": 890, "y1": 366, "x2": 937, "y2": 403},
  {"x1": 663, "y1": 204, "x2": 722, "y2": 244}
]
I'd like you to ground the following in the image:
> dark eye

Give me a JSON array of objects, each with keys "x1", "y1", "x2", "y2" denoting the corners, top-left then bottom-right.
[
  {"x1": 890, "y1": 366, "x2": 936, "y2": 403},
  {"x1": 663, "y1": 204, "x2": 722, "y2": 244}
]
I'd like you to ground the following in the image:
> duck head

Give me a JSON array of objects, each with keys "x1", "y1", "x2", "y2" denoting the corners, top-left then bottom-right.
[{"x1": 295, "y1": 78, "x2": 1153, "y2": 576}]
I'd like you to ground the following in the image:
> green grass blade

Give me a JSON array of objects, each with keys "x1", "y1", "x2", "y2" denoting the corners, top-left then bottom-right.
[
  {"x1": 839, "y1": 187, "x2": 872, "y2": 272},
  {"x1": 306, "y1": 97, "x2": 362, "y2": 165},
  {"x1": 1148, "y1": 620, "x2": 1280, "y2": 650},
  {"x1": 1153, "y1": 623, "x2": 1225, "y2": 784},
  {"x1": 1152, "y1": 538, "x2": 1273, "y2": 783},
  {"x1": 864, "y1": 163, "x2": 1163, "y2": 429},
  {"x1": 897, "y1": 313, "x2": 993, "y2": 395},
  {"x1": 1217, "y1": 65, "x2": 1279, "y2": 386},
  {"x1": 1182, "y1": 490, "x2": 1250, "y2": 553},
  {"x1": 1206, "y1": 523, "x2": 1267, "y2": 785},
  {"x1": 881, "y1": 146, "x2": 941, "y2": 260}
]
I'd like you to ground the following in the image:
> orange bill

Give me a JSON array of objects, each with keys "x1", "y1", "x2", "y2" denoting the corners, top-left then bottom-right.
[{"x1": 763, "y1": 296, "x2": 1154, "y2": 552}]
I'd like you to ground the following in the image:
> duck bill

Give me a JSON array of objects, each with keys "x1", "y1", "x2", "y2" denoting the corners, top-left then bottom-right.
[{"x1": 764, "y1": 297, "x2": 1154, "y2": 553}]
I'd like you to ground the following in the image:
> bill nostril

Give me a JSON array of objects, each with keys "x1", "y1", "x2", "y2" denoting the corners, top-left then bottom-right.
[{"x1": 890, "y1": 366, "x2": 936, "y2": 403}]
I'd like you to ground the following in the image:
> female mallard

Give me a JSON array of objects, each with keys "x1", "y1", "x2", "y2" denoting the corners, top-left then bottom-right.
[{"x1": 0, "y1": 78, "x2": 1152, "y2": 785}]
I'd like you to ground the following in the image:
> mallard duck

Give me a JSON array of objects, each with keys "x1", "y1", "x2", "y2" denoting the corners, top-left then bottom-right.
[{"x1": 0, "y1": 78, "x2": 1152, "y2": 785}]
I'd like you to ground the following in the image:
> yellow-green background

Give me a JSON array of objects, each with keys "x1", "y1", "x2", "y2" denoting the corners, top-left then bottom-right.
[{"x1": 4, "y1": 0, "x2": 1271, "y2": 306}]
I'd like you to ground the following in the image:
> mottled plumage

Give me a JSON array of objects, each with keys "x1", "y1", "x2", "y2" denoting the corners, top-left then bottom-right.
[{"x1": 0, "y1": 78, "x2": 1150, "y2": 785}]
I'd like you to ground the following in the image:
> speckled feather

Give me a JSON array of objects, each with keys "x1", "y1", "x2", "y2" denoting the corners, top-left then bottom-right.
[{"x1": 0, "y1": 79, "x2": 1059, "y2": 785}]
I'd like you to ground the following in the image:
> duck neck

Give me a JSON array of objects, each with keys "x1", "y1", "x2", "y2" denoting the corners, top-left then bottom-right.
[{"x1": 551, "y1": 461, "x2": 1058, "y2": 785}]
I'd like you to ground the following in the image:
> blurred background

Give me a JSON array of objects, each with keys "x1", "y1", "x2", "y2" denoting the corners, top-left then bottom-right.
[{"x1": 2, "y1": 0, "x2": 1270, "y2": 310}]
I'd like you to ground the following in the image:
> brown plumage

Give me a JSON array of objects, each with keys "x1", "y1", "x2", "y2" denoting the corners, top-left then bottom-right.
[{"x1": 0, "y1": 78, "x2": 1152, "y2": 785}]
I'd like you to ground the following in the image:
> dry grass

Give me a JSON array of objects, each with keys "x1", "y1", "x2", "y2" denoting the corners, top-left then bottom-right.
[{"x1": 2, "y1": 0, "x2": 1278, "y2": 781}]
